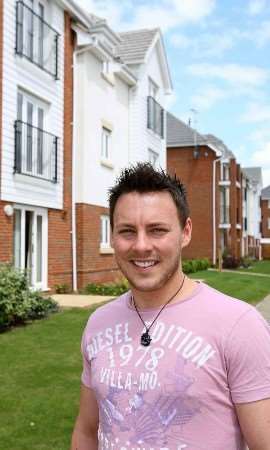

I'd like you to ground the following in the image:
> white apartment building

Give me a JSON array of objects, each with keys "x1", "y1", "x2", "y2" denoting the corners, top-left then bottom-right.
[{"x1": 72, "y1": 16, "x2": 173, "y2": 286}]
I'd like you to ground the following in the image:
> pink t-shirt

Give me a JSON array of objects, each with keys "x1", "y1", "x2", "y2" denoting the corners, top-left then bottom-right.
[{"x1": 81, "y1": 282, "x2": 270, "y2": 450}]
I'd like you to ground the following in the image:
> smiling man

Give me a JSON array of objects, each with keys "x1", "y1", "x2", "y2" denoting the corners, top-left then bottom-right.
[{"x1": 71, "y1": 163, "x2": 270, "y2": 450}]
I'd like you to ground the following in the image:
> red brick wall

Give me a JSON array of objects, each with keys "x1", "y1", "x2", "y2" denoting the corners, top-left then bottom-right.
[
  {"x1": 261, "y1": 199, "x2": 270, "y2": 238},
  {"x1": 262, "y1": 244, "x2": 270, "y2": 259},
  {"x1": 48, "y1": 12, "x2": 74, "y2": 289},
  {"x1": 76, "y1": 203, "x2": 121, "y2": 287},
  {"x1": 0, "y1": 201, "x2": 13, "y2": 263},
  {"x1": 167, "y1": 146, "x2": 219, "y2": 262}
]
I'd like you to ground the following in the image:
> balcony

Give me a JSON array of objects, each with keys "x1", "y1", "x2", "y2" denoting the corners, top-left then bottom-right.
[
  {"x1": 15, "y1": 1, "x2": 60, "y2": 79},
  {"x1": 219, "y1": 206, "x2": 231, "y2": 228},
  {"x1": 14, "y1": 120, "x2": 58, "y2": 183},
  {"x1": 147, "y1": 96, "x2": 164, "y2": 138}
]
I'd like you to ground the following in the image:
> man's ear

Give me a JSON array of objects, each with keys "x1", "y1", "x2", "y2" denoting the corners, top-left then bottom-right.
[{"x1": 181, "y1": 217, "x2": 192, "y2": 249}]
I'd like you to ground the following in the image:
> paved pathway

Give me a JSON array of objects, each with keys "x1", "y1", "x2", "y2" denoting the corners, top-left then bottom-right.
[
  {"x1": 256, "y1": 293, "x2": 270, "y2": 322},
  {"x1": 52, "y1": 294, "x2": 114, "y2": 308}
]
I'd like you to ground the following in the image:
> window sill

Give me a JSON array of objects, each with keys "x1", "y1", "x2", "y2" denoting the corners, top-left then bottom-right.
[
  {"x1": 100, "y1": 159, "x2": 114, "y2": 170},
  {"x1": 101, "y1": 72, "x2": 115, "y2": 87},
  {"x1": 100, "y1": 247, "x2": 114, "y2": 255}
]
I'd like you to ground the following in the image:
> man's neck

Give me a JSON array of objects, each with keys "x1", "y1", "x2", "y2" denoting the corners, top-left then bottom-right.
[{"x1": 130, "y1": 275, "x2": 197, "y2": 310}]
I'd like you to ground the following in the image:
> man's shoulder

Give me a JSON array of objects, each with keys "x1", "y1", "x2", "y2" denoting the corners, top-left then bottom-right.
[
  {"x1": 84, "y1": 291, "x2": 130, "y2": 328},
  {"x1": 198, "y1": 282, "x2": 254, "y2": 321}
]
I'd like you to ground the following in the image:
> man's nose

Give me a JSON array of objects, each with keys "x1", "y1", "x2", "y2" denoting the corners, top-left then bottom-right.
[{"x1": 132, "y1": 231, "x2": 152, "y2": 252}]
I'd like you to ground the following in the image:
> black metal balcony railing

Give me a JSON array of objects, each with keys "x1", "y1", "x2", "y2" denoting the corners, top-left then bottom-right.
[
  {"x1": 220, "y1": 206, "x2": 230, "y2": 224},
  {"x1": 15, "y1": 1, "x2": 60, "y2": 79},
  {"x1": 14, "y1": 120, "x2": 58, "y2": 183},
  {"x1": 147, "y1": 96, "x2": 164, "y2": 138}
]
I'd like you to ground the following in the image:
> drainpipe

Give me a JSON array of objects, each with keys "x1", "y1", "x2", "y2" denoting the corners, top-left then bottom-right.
[
  {"x1": 212, "y1": 152, "x2": 223, "y2": 265},
  {"x1": 71, "y1": 49, "x2": 78, "y2": 292}
]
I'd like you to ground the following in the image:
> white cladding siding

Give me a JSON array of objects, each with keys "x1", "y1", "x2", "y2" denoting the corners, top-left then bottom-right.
[
  {"x1": 1, "y1": 0, "x2": 64, "y2": 209},
  {"x1": 75, "y1": 52, "x2": 129, "y2": 207},
  {"x1": 129, "y1": 44, "x2": 166, "y2": 169},
  {"x1": 247, "y1": 186, "x2": 261, "y2": 239}
]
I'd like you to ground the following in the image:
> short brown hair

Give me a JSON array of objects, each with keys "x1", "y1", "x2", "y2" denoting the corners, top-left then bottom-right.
[{"x1": 108, "y1": 163, "x2": 189, "y2": 229}]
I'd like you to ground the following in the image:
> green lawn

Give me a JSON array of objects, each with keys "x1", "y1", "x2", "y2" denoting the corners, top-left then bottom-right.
[
  {"x1": 1, "y1": 269, "x2": 270, "y2": 449},
  {"x1": 190, "y1": 269, "x2": 270, "y2": 305},
  {"x1": 0, "y1": 307, "x2": 95, "y2": 450},
  {"x1": 238, "y1": 259, "x2": 270, "y2": 275}
]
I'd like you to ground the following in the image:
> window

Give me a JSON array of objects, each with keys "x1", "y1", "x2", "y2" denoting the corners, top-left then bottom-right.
[
  {"x1": 148, "y1": 78, "x2": 158, "y2": 99},
  {"x1": 101, "y1": 127, "x2": 111, "y2": 161},
  {"x1": 148, "y1": 149, "x2": 158, "y2": 168},
  {"x1": 15, "y1": 1, "x2": 60, "y2": 79},
  {"x1": 14, "y1": 90, "x2": 58, "y2": 182},
  {"x1": 268, "y1": 200, "x2": 270, "y2": 209},
  {"x1": 221, "y1": 163, "x2": 230, "y2": 181},
  {"x1": 100, "y1": 215, "x2": 111, "y2": 248},
  {"x1": 268, "y1": 218, "x2": 270, "y2": 230}
]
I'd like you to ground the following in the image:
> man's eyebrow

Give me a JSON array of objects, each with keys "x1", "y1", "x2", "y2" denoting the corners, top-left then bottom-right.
[{"x1": 115, "y1": 221, "x2": 170, "y2": 228}]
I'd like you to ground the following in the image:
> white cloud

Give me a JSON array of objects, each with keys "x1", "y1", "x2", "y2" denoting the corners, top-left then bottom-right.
[
  {"x1": 190, "y1": 85, "x2": 227, "y2": 111},
  {"x1": 241, "y1": 103, "x2": 270, "y2": 123},
  {"x1": 248, "y1": 128, "x2": 270, "y2": 146},
  {"x1": 187, "y1": 63, "x2": 269, "y2": 87},
  {"x1": 251, "y1": 143, "x2": 270, "y2": 165},
  {"x1": 247, "y1": 0, "x2": 266, "y2": 15},
  {"x1": 253, "y1": 20, "x2": 270, "y2": 47},
  {"x1": 170, "y1": 31, "x2": 234, "y2": 58},
  {"x1": 75, "y1": 0, "x2": 216, "y2": 31}
]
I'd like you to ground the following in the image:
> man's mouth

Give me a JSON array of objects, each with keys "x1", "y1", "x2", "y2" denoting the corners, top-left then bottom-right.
[{"x1": 131, "y1": 260, "x2": 159, "y2": 268}]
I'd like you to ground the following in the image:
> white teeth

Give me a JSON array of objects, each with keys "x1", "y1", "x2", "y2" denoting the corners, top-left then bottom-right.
[{"x1": 133, "y1": 260, "x2": 156, "y2": 268}]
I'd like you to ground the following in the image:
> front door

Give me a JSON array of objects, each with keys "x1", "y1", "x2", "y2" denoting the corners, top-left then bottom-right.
[{"x1": 13, "y1": 206, "x2": 48, "y2": 290}]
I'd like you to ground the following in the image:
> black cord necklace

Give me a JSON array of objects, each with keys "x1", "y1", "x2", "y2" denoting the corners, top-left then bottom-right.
[{"x1": 132, "y1": 275, "x2": 186, "y2": 347}]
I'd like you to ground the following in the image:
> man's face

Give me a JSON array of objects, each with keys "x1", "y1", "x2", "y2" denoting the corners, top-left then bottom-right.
[{"x1": 111, "y1": 191, "x2": 192, "y2": 293}]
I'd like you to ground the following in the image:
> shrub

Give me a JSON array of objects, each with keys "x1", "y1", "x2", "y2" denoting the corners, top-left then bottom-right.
[
  {"x1": 182, "y1": 258, "x2": 210, "y2": 274},
  {"x1": 0, "y1": 264, "x2": 58, "y2": 332},
  {"x1": 222, "y1": 255, "x2": 240, "y2": 269},
  {"x1": 54, "y1": 283, "x2": 71, "y2": 294},
  {"x1": 82, "y1": 278, "x2": 129, "y2": 296}
]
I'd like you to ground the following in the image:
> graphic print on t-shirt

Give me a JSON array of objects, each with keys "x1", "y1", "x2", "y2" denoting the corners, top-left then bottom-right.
[{"x1": 85, "y1": 319, "x2": 216, "y2": 450}]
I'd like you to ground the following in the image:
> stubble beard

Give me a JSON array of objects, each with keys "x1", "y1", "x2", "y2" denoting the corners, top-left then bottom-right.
[{"x1": 115, "y1": 250, "x2": 181, "y2": 293}]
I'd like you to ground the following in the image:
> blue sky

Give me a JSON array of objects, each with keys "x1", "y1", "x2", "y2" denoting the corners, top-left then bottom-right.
[{"x1": 75, "y1": 0, "x2": 270, "y2": 187}]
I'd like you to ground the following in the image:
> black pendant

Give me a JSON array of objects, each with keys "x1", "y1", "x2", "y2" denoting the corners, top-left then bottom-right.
[{"x1": 141, "y1": 331, "x2": 151, "y2": 346}]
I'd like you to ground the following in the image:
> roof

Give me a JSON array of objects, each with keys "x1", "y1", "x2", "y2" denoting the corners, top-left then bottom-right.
[
  {"x1": 204, "y1": 134, "x2": 235, "y2": 159},
  {"x1": 116, "y1": 28, "x2": 159, "y2": 64},
  {"x1": 242, "y1": 167, "x2": 263, "y2": 186},
  {"x1": 167, "y1": 111, "x2": 208, "y2": 147},
  {"x1": 261, "y1": 185, "x2": 270, "y2": 199}
]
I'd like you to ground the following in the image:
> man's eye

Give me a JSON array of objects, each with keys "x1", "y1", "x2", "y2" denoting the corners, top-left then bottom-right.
[
  {"x1": 152, "y1": 228, "x2": 167, "y2": 234},
  {"x1": 119, "y1": 229, "x2": 135, "y2": 234}
]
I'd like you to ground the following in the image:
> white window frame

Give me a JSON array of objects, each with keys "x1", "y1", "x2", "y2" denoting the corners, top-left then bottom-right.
[
  {"x1": 268, "y1": 218, "x2": 270, "y2": 230},
  {"x1": 17, "y1": 89, "x2": 50, "y2": 178},
  {"x1": 148, "y1": 77, "x2": 158, "y2": 99},
  {"x1": 13, "y1": 204, "x2": 48, "y2": 290},
  {"x1": 148, "y1": 149, "x2": 159, "y2": 168},
  {"x1": 101, "y1": 127, "x2": 112, "y2": 162},
  {"x1": 100, "y1": 215, "x2": 111, "y2": 249}
]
